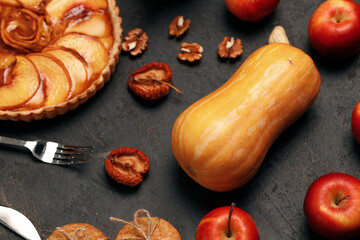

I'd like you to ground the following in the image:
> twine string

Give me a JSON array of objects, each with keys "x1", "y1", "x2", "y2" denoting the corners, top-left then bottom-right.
[
  {"x1": 110, "y1": 209, "x2": 160, "y2": 240},
  {"x1": 56, "y1": 227, "x2": 88, "y2": 240},
  {"x1": 55, "y1": 226, "x2": 109, "y2": 240}
]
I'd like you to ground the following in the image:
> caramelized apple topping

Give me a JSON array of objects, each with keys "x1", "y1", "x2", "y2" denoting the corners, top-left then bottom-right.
[
  {"x1": 178, "y1": 42, "x2": 203, "y2": 62},
  {"x1": 0, "y1": 8, "x2": 51, "y2": 53},
  {"x1": 122, "y1": 28, "x2": 148, "y2": 56},
  {"x1": 0, "y1": 50, "x2": 16, "y2": 86},
  {"x1": 45, "y1": 0, "x2": 109, "y2": 25},
  {"x1": 105, "y1": 147, "x2": 150, "y2": 187},
  {"x1": 218, "y1": 36, "x2": 243, "y2": 59},
  {"x1": 128, "y1": 62, "x2": 182, "y2": 100},
  {"x1": 0, "y1": 0, "x2": 45, "y2": 13},
  {"x1": 18, "y1": 0, "x2": 46, "y2": 14},
  {"x1": 0, "y1": 55, "x2": 41, "y2": 110},
  {"x1": 0, "y1": 0, "x2": 117, "y2": 114},
  {"x1": 169, "y1": 15, "x2": 191, "y2": 37},
  {"x1": 0, "y1": 50, "x2": 16, "y2": 69}
]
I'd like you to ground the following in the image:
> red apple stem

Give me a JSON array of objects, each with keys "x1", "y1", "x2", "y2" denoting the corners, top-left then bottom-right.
[
  {"x1": 227, "y1": 202, "x2": 236, "y2": 238},
  {"x1": 335, "y1": 195, "x2": 350, "y2": 206}
]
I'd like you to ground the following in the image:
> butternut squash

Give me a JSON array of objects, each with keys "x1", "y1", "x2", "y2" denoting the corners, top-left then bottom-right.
[{"x1": 171, "y1": 28, "x2": 321, "y2": 192}]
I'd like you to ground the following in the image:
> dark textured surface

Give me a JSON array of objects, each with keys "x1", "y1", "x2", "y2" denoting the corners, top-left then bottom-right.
[{"x1": 1, "y1": 0, "x2": 360, "y2": 239}]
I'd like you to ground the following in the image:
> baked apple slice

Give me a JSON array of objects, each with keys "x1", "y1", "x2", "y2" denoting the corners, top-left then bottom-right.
[
  {"x1": 98, "y1": 36, "x2": 114, "y2": 52},
  {"x1": 65, "y1": 13, "x2": 112, "y2": 38},
  {"x1": 45, "y1": 0, "x2": 108, "y2": 24},
  {"x1": 0, "y1": 56, "x2": 40, "y2": 109},
  {"x1": 17, "y1": 0, "x2": 44, "y2": 12},
  {"x1": 0, "y1": 51, "x2": 16, "y2": 85},
  {"x1": 43, "y1": 47, "x2": 89, "y2": 97},
  {"x1": 50, "y1": 33, "x2": 108, "y2": 79},
  {"x1": 0, "y1": 0, "x2": 20, "y2": 7},
  {"x1": 27, "y1": 54, "x2": 71, "y2": 107},
  {"x1": 65, "y1": 13, "x2": 113, "y2": 51},
  {"x1": 0, "y1": 51, "x2": 16, "y2": 69}
]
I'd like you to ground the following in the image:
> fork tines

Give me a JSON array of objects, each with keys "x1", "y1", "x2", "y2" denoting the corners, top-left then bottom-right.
[
  {"x1": 54, "y1": 145, "x2": 94, "y2": 164},
  {"x1": 58, "y1": 145, "x2": 95, "y2": 150}
]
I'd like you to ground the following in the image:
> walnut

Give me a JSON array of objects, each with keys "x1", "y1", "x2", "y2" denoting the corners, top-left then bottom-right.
[
  {"x1": 122, "y1": 28, "x2": 148, "y2": 56},
  {"x1": 178, "y1": 42, "x2": 203, "y2": 62},
  {"x1": 169, "y1": 15, "x2": 190, "y2": 37},
  {"x1": 218, "y1": 36, "x2": 243, "y2": 59}
]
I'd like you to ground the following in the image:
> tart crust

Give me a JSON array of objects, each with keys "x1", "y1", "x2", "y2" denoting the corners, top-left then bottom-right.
[{"x1": 0, "y1": 0, "x2": 122, "y2": 121}]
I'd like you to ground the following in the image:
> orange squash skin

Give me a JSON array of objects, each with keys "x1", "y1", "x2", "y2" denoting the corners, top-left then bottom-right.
[{"x1": 171, "y1": 43, "x2": 321, "y2": 192}]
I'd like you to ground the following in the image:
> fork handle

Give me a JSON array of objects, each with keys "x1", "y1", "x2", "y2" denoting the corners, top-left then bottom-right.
[{"x1": 0, "y1": 136, "x2": 27, "y2": 148}]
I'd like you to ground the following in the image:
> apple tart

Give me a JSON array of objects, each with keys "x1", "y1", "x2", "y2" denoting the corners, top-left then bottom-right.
[{"x1": 0, "y1": 0, "x2": 122, "y2": 121}]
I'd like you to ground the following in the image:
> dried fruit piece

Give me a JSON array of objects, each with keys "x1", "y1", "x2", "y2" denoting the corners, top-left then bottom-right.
[
  {"x1": 121, "y1": 28, "x2": 148, "y2": 56},
  {"x1": 218, "y1": 36, "x2": 243, "y2": 59},
  {"x1": 169, "y1": 15, "x2": 190, "y2": 37},
  {"x1": 178, "y1": 42, "x2": 203, "y2": 62},
  {"x1": 128, "y1": 62, "x2": 182, "y2": 100},
  {"x1": 111, "y1": 209, "x2": 182, "y2": 240},
  {"x1": 105, "y1": 147, "x2": 150, "y2": 187}
]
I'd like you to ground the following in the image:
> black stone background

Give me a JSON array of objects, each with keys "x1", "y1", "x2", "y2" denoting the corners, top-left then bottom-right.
[{"x1": 1, "y1": 0, "x2": 360, "y2": 239}]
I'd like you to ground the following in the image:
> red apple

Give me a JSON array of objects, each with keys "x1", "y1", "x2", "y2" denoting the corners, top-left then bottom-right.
[
  {"x1": 224, "y1": 0, "x2": 280, "y2": 22},
  {"x1": 303, "y1": 172, "x2": 360, "y2": 239},
  {"x1": 351, "y1": 101, "x2": 360, "y2": 143},
  {"x1": 196, "y1": 203, "x2": 260, "y2": 240},
  {"x1": 308, "y1": 0, "x2": 360, "y2": 59}
]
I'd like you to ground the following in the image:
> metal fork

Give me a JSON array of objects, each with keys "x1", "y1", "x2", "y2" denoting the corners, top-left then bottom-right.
[{"x1": 0, "y1": 136, "x2": 93, "y2": 165}]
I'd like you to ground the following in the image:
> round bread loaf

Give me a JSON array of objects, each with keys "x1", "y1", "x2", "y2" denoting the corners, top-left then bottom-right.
[
  {"x1": 115, "y1": 216, "x2": 182, "y2": 240},
  {"x1": 47, "y1": 223, "x2": 108, "y2": 240}
]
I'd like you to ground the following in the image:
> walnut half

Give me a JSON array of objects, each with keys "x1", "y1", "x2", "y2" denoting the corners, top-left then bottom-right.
[
  {"x1": 122, "y1": 28, "x2": 148, "y2": 56},
  {"x1": 178, "y1": 42, "x2": 203, "y2": 62},
  {"x1": 218, "y1": 36, "x2": 243, "y2": 59},
  {"x1": 169, "y1": 15, "x2": 191, "y2": 37}
]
